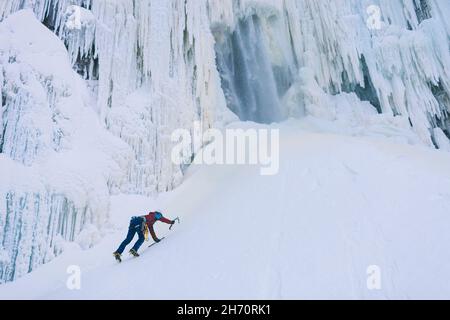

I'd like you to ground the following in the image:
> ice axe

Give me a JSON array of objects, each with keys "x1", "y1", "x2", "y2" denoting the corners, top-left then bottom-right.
[
  {"x1": 169, "y1": 217, "x2": 180, "y2": 230},
  {"x1": 148, "y1": 237, "x2": 165, "y2": 248}
]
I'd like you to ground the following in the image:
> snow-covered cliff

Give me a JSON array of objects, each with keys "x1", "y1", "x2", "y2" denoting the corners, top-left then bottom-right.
[{"x1": 1, "y1": 0, "x2": 449, "y2": 283}]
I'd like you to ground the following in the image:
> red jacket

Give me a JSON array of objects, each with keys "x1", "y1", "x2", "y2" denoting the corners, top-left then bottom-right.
[{"x1": 144, "y1": 212, "x2": 172, "y2": 242}]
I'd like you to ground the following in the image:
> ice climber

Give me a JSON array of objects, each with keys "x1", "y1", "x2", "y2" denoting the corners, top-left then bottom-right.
[{"x1": 113, "y1": 211, "x2": 176, "y2": 262}]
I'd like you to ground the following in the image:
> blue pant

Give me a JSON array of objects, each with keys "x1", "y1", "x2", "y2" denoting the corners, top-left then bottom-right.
[{"x1": 116, "y1": 217, "x2": 145, "y2": 254}]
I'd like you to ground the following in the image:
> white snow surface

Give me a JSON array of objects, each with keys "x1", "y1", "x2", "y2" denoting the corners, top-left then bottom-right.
[{"x1": 1, "y1": 119, "x2": 450, "y2": 299}]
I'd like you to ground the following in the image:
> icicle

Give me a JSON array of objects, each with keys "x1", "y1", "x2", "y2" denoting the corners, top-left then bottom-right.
[
  {"x1": 1, "y1": 0, "x2": 450, "y2": 284},
  {"x1": 0, "y1": 9, "x2": 132, "y2": 283}
]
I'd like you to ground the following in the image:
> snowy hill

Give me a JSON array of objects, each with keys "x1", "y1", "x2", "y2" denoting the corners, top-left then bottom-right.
[{"x1": 1, "y1": 119, "x2": 450, "y2": 299}]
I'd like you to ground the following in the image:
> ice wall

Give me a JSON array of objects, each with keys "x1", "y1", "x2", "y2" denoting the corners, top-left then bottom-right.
[
  {"x1": 0, "y1": 0, "x2": 236, "y2": 282},
  {"x1": 213, "y1": 12, "x2": 294, "y2": 123},
  {"x1": 91, "y1": 0, "x2": 236, "y2": 193},
  {"x1": 0, "y1": 10, "x2": 131, "y2": 282}
]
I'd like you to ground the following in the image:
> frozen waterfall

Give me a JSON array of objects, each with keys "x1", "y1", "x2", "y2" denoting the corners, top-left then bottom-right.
[{"x1": 213, "y1": 13, "x2": 294, "y2": 123}]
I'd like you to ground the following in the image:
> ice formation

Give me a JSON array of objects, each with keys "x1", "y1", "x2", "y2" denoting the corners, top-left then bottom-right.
[
  {"x1": 0, "y1": 9, "x2": 132, "y2": 282},
  {"x1": 0, "y1": 0, "x2": 449, "y2": 282},
  {"x1": 211, "y1": 0, "x2": 450, "y2": 146}
]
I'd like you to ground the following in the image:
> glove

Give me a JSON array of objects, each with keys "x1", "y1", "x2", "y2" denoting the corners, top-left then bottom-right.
[
  {"x1": 154, "y1": 238, "x2": 161, "y2": 243},
  {"x1": 171, "y1": 220, "x2": 176, "y2": 225}
]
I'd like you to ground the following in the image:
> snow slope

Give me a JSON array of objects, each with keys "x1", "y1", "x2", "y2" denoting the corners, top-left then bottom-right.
[{"x1": 1, "y1": 119, "x2": 450, "y2": 299}]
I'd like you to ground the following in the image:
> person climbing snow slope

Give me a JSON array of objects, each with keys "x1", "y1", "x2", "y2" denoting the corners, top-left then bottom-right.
[{"x1": 113, "y1": 211, "x2": 175, "y2": 262}]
